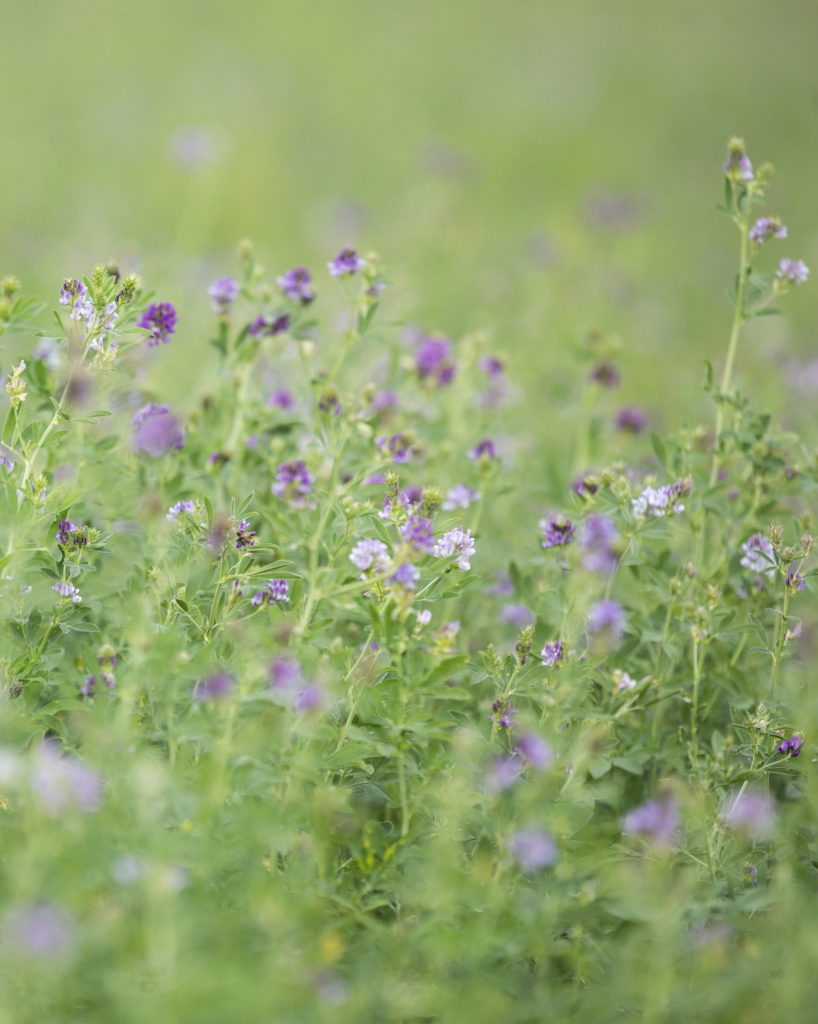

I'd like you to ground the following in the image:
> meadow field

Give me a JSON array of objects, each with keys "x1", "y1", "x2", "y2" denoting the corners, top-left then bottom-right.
[{"x1": 1, "y1": 2, "x2": 818, "y2": 1021}]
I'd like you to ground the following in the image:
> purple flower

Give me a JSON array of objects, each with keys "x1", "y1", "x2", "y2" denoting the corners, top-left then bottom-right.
[
  {"x1": 251, "y1": 579, "x2": 289, "y2": 606},
  {"x1": 194, "y1": 671, "x2": 234, "y2": 702},
  {"x1": 402, "y1": 515, "x2": 434, "y2": 554},
  {"x1": 484, "y1": 755, "x2": 522, "y2": 794},
  {"x1": 588, "y1": 362, "x2": 620, "y2": 388},
  {"x1": 749, "y1": 217, "x2": 787, "y2": 245},
  {"x1": 327, "y1": 247, "x2": 364, "y2": 277},
  {"x1": 509, "y1": 828, "x2": 557, "y2": 871},
  {"x1": 615, "y1": 406, "x2": 647, "y2": 433},
  {"x1": 777, "y1": 258, "x2": 809, "y2": 285},
  {"x1": 268, "y1": 388, "x2": 295, "y2": 411},
  {"x1": 52, "y1": 582, "x2": 82, "y2": 603},
  {"x1": 433, "y1": 527, "x2": 476, "y2": 570},
  {"x1": 514, "y1": 732, "x2": 553, "y2": 770},
  {"x1": 138, "y1": 302, "x2": 177, "y2": 346},
  {"x1": 581, "y1": 515, "x2": 619, "y2": 573},
  {"x1": 31, "y1": 741, "x2": 101, "y2": 815},
  {"x1": 484, "y1": 572, "x2": 514, "y2": 597},
  {"x1": 572, "y1": 473, "x2": 599, "y2": 498},
  {"x1": 378, "y1": 489, "x2": 411, "y2": 522},
  {"x1": 723, "y1": 139, "x2": 753, "y2": 180},
  {"x1": 270, "y1": 658, "x2": 300, "y2": 691},
  {"x1": 390, "y1": 563, "x2": 420, "y2": 590},
  {"x1": 81, "y1": 675, "x2": 96, "y2": 697},
  {"x1": 740, "y1": 533, "x2": 776, "y2": 577},
  {"x1": 208, "y1": 277, "x2": 238, "y2": 314},
  {"x1": 294, "y1": 683, "x2": 327, "y2": 712},
  {"x1": 248, "y1": 313, "x2": 290, "y2": 337},
  {"x1": 541, "y1": 641, "x2": 564, "y2": 666},
  {"x1": 478, "y1": 356, "x2": 504, "y2": 380},
  {"x1": 587, "y1": 599, "x2": 626, "y2": 647},
  {"x1": 349, "y1": 539, "x2": 390, "y2": 577},
  {"x1": 442, "y1": 484, "x2": 479, "y2": 511},
  {"x1": 55, "y1": 519, "x2": 87, "y2": 548},
  {"x1": 622, "y1": 798, "x2": 679, "y2": 844},
  {"x1": 166, "y1": 500, "x2": 197, "y2": 520},
  {"x1": 415, "y1": 336, "x2": 455, "y2": 387},
  {"x1": 786, "y1": 567, "x2": 806, "y2": 593},
  {"x1": 132, "y1": 403, "x2": 184, "y2": 456},
  {"x1": 6, "y1": 904, "x2": 74, "y2": 958},
  {"x1": 370, "y1": 389, "x2": 399, "y2": 414},
  {"x1": 491, "y1": 697, "x2": 517, "y2": 730},
  {"x1": 235, "y1": 519, "x2": 257, "y2": 549},
  {"x1": 722, "y1": 789, "x2": 776, "y2": 839},
  {"x1": 272, "y1": 460, "x2": 314, "y2": 508},
  {"x1": 776, "y1": 735, "x2": 803, "y2": 758},
  {"x1": 468, "y1": 438, "x2": 498, "y2": 461},
  {"x1": 276, "y1": 266, "x2": 315, "y2": 304},
  {"x1": 540, "y1": 514, "x2": 574, "y2": 549},
  {"x1": 376, "y1": 432, "x2": 416, "y2": 464},
  {"x1": 500, "y1": 604, "x2": 533, "y2": 627},
  {"x1": 632, "y1": 480, "x2": 690, "y2": 518}
]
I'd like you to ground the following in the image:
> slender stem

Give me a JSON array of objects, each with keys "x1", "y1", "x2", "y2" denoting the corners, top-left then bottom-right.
[
  {"x1": 690, "y1": 634, "x2": 703, "y2": 774},
  {"x1": 770, "y1": 586, "x2": 792, "y2": 702}
]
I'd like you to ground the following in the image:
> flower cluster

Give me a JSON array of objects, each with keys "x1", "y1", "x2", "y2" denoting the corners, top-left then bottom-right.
[
  {"x1": 631, "y1": 478, "x2": 690, "y2": 519},
  {"x1": 433, "y1": 527, "x2": 476, "y2": 570},
  {"x1": 272, "y1": 460, "x2": 315, "y2": 508},
  {"x1": 250, "y1": 579, "x2": 289, "y2": 606}
]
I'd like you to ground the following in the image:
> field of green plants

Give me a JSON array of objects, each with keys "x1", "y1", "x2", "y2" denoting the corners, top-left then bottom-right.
[{"x1": 1, "y1": 3, "x2": 818, "y2": 1022}]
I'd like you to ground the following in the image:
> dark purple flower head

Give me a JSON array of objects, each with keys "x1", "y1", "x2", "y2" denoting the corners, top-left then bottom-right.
[
  {"x1": 402, "y1": 515, "x2": 434, "y2": 554},
  {"x1": 376, "y1": 432, "x2": 416, "y2": 464},
  {"x1": 514, "y1": 732, "x2": 552, "y2": 770},
  {"x1": 478, "y1": 355, "x2": 504, "y2": 381},
  {"x1": 572, "y1": 474, "x2": 599, "y2": 498},
  {"x1": 235, "y1": 519, "x2": 257, "y2": 549},
  {"x1": 81, "y1": 675, "x2": 96, "y2": 697},
  {"x1": 132, "y1": 403, "x2": 184, "y2": 456},
  {"x1": 268, "y1": 388, "x2": 295, "y2": 411},
  {"x1": 248, "y1": 313, "x2": 290, "y2": 337},
  {"x1": 588, "y1": 362, "x2": 620, "y2": 388},
  {"x1": 415, "y1": 336, "x2": 456, "y2": 387},
  {"x1": 327, "y1": 247, "x2": 364, "y2": 277},
  {"x1": 509, "y1": 828, "x2": 557, "y2": 871},
  {"x1": 138, "y1": 302, "x2": 177, "y2": 346},
  {"x1": 581, "y1": 515, "x2": 619, "y2": 573},
  {"x1": 491, "y1": 697, "x2": 517, "y2": 730},
  {"x1": 615, "y1": 406, "x2": 647, "y2": 433},
  {"x1": 622, "y1": 798, "x2": 679, "y2": 845},
  {"x1": 272, "y1": 460, "x2": 314, "y2": 508},
  {"x1": 276, "y1": 266, "x2": 315, "y2": 304},
  {"x1": 194, "y1": 672, "x2": 233, "y2": 702},
  {"x1": 468, "y1": 438, "x2": 498, "y2": 461},
  {"x1": 587, "y1": 599, "x2": 626, "y2": 648},
  {"x1": 56, "y1": 519, "x2": 87, "y2": 548},
  {"x1": 208, "y1": 277, "x2": 238, "y2": 314},
  {"x1": 786, "y1": 567, "x2": 806, "y2": 593},
  {"x1": 541, "y1": 641, "x2": 564, "y2": 666},
  {"x1": 540, "y1": 514, "x2": 575, "y2": 550},
  {"x1": 776, "y1": 734, "x2": 803, "y2": 758}
]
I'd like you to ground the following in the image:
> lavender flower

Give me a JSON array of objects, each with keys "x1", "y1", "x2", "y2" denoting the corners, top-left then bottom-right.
[
  {"x1": 587, "y1": 599, "x2": 626, "y2": 648},
  {"x1": 484, "y1": 572, "x2": 514, "y2": 597},
  {"x1": 722, "y1": 789, "x2": 777, "y2": 839},
  {"x1": 740, "y1": 533, "x2": 776, "y2": 577},
  {"x1": 749, "y1": 217, "x2": 787, "y2": 245},
  {"x1": 723, "y1": 138, "x2": 753, "y2": 180},
  {"x1": 508, "y1": 828, "x2": 557, "y2": 871},
  {"x1": 580, "y1": 515, "x2": 619, "y2": 573},
  {"x1": 208, "y1": 276, "x2": 239, "y2": 314},
  {"x1": 786, "y1": 567, "x2": 806, "y2": 593},
  {"x1": 468, "y1": 438, "x2": 498, "y2": 461},
  {"x1": 415, "y1": 336, "x2": 455, "y2": 386},
  {"x1": 268, "y1": 388, "x2": 295, "y2": 411},
  {"x1": 31, "y1": 741, "x2": 101, "y2": 815},
  {"x1": 349, "y1": 539, "x2": 390, "y2": 577},
  {"x1": 402, "y1": 515, "x2": 434, "y2": 554},
  {"x1": 499, "y1": 604, "x2": 533, "y2": 627},
  {"x1": 491, "y1": 697, "x2": 517, "y2": 729},
  {"x1": 370, "y1": 389, "x2": 399, "y2": 414},
  {"x1": 613, "y1": 670, "x2": 638, "y2": 693},
  {"x1": 390, "y1": 563, "x2": 420, "y2": 590},
  {"x1": 777, "y1": 258, "x2": 809, "y2": 285},
  {"x1": 540, "y1": 514, "x2": 575, "y2": 549},
  {"x1": 376, "y1": 433, "x2": 416, "y2": 464},
  {"x1": 248, "y1": 313, "x2": 290, "y2": 337},
  {"x1": 235, "y1": 519, "x2": 257, "y2": 549},
  {"x1": 588, "y1": 362, "x2": 620, "y2": 388},
  {"x1": 132, "y1": 403, "x2": 184, "y2": 456},
  {"x1": 52, "y1": 582, "x2": 82, "y2": 603},
  {"x1": 166, "y1": 500, "x2": 197, "y2": 520},
  {"x1": 272, "y1": 460, "x2": 314, "y2": 508},
  {"x1": 541, "y1": 641, "x2": 564, "y2": 666},
  {"x1": 194, "y1": 671, "x2": 234, "y2": 702},
  {"x1": 478, "y1": 355, "x2": 504, "y2": 380},
  {"x1": 615, "y1": 406, "x2": 647, "y2": 433},
  {"x1": 622, "y1": 798, "x2": 679, "y2": 844},
  {"x1": 138, "y1": 302, "x2": 177, "y2": 346},
  {"x1": 776, "y1": 735, "x2": 803, "y2": 758},
  {"x1": 484, "y1": 755, "x2": 522, "y2": 794},
  {"x1": 327, "y1": 247, "x2": 364, "y2": 277},
  {"x1": 378, "y1": 489, "x2": 411, "y2": 522},
  {"x1": 59, "y1": 279, "x2": 93, "y2": 322},
  {"x1": 433, "y1": 527, "x2": 476, "y2": 570},
  {"x1": 276, "y1": 266, "x2": 315, "y2": 304},
  {"x1": 6, "y1": 904, "x2": 74, "y2": 958},
  {"x1": 55, "y1": 520, "x2": 87, "y2": 548},
  {"x1": 442, "y1": 484, "x2": 480, "y2": 511},
  {"x1": 632, "y1": 479, "x2": 690, "y2": 518},
  {"x1": 251, "y1": 579, "x2": 290, "y2": 606},
  {"x1": 514, "y1": 732, "x2": 553, "y2": 770}
]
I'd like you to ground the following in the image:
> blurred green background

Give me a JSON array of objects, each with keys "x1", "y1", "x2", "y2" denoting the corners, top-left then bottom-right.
[{"x1": 2, "y1": 0, "x2": 817, "y2": 426}]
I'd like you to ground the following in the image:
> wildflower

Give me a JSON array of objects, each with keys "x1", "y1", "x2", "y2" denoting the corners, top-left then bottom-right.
[
  {"x1": 5, "y1": 904, "x2": 75, "y2": 958},
  {"x1": 786, "y1": 567, "x2": 806, "y2": 593},
  {"x1": 573, "y1": 474, "x2": 599, "y2": 498},
  {"x1": 615, "y1": 406, "x2": 647, "y2": 433},
  {"x1": 622, "y1": 798, "x2": 679, "y2": 844},
  {"x1": 478, "y1": 355, "x2": 504, "y2": 380},
  {"x1": 722, "y1": 789, "x2": 776, "y2": 839},
  {"x1": 272, "y1": 460, "x2": 314, "y2": 508},
  {"x1": 433, "y1": 527, "x2": 476, "y2": 570},
  {"x1": 318, "y1": 387, "x2": 342, "y2": 415},
  {"x1": 327, "y1": 247, "x2": 364, "y2": 277},
  {"x1": 370, "y1": 389, "x2": 399, "y2": 414},
  {"x1": 540, "y1": 514, "x2": 575, "y2": 549},
  {"x1": 194, "y1": 672, "x2": 233, "y2": 702},
  {"x1": 138, "y1": 302, "x2": 177, "y2": 346},
  {"x1": 613, "y1": 670, "x2": 637, "y2": 692},
  {"x1": 208, "y1": 276, "x2": 238, "y2": 314},
  {"x1": 541, "y1": 641, "x2": 564, "y2": 666},
  {"x1": 632, "y1": 479, "x2": 690, "y2": 518},
  {"x1": 59, "y1": 278, "x2": 93, "y2": 322},
  {"x1": 31, "y1": 740, "x2": 101, "y2": 815},
  {"x1": 132, "y1": 403, "x2": 184, "y2": 456},
  {"x1": 269, "y1": 658, "x2": 300, "y2": 692},
  {"x1": 580, "y1": 515, "x2": 619, "y2": 573},
  {"x1": 268, "y1": 388, "x2": 295, "y2": 410},
  {"x1": 515, "y1": 624, "x2": 534, "y2": 664},
  {"x1": 415, "y1": 335, "x2": 455, "y2": 386},
  {"x1": 776, "y1": 735, "x2": 803, "y2": 758},
  {"x1": 509, "y1": 828, "x2": 557, "y2": 871},
  {"x1": 376, "y1": 432, "x2": 416, "y2": 464},
  {"x1": 491, "y1": 697, "x2": 517, "y2": 729},
  {"x1": 740, "y1": 533, "x2": 776, "y2": 577},
  {"x1": 776, "y1": 258, "x2": 809, "y2": 285},
  {"x1": 723, "y1": 138, "x2": 753, "y2": 180},
  {"x1": 166, "y1": 500, "x2": 197, "y2": 520},
  {"x1": 514, "y1": 732, "x2": 553, "y2": 769},
  {"x1": 500, "y1": 604, "x2": 533, "y2": 627},
  {"x1": 250, "y1": 579, "x2": 289, "y2": 606},
  {"x1": 416, "y1": 609, "x2": 432, "y2": 626},
  {"x1": 378, "y1": 488, "x2": 411, "y2": 522},
  {"x1": 55, "y1": 520, "x2": 88, "y2": 548},
  {"x1": 443, "y1": 484, "x2": 480, "y2": 510},
  {"x1": 248, "y1": 313, "x2": 290, "y2": 337},
  {"x1": 81, "y1": 675, "x2": 96, "y2": 697},
  {"x1": 749, "y1": 217, "x2": 787, "y2": 245},
  {"x1": 588, "y1": 362, "x2": 620, "y2": 388},
  {"x1": 349, "y1": 539, "x2": 390, "y2": 577},
  {"x1": 390, "y1": 563, "x2": 419, "y2": 590},
  {"x1": 401, "y1": 515, "x2": 434, "y2": 554},
  {"x1": 4, "y1": 361, "x2": 27, "y2": 409},
  {"x1": 484, "y1": 755, "x2": 522, "y2": 794},
  {"x1": 484, "y1": 572, "x2": 514, "y2": 597},
  {"x1": 276, "y1": 266, "x2": 315, "y2": 304},
  {"x1": 235, "y1": 519, "x2": 257, "y2": 549},
  {"x1": 587, "y1": 599, "x2": 626, "y2": 647},
  {"x1": 468, "y1": 438, "x2": 498, "y2": 461},
  {"x1": 52, "y1": 582, "x2": 82, "y2": 603}
]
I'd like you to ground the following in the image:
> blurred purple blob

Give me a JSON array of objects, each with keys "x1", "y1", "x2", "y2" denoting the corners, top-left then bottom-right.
[
  {"x1": 514, "y1": 732, "x2": 552, "y2": 770},
  {"x1": 499, "y1": 604, "x2": 533, "y2": 628},
  {"x1": 132, "y1": 403, "x2": 184, "y2": 456},
  {"x1": 615, "y1": 406, "x2": 648, "y2": 433},
  {"x1": 194, "y1": 672, "x2": 234, "y2": 703},
  {"x1": 5, "y1": 904, "x2": 74, "y2": 958},
  {"x1": 268, "y1": 389, "x2": 295, "y2": 411},
  {"x1": 587, "y1": 599, "x2": 626, "y2": 649},
  {"x1": 580, "y1": 515, "x2": 619, "y2": 574},
  {"x1": 509, "y1": 828, "x2": 557, "y2": 871},
  {"x1": 622, "y1": 797, "x2": 679, "y2": 844},
  {"x1": 415, "y1": 336, "x2": 455, "y2": 386},
  {"x1": 31, "y1": 741, "x2": 102, "y2": 816},
  {"x1": 484, "y1": 755, "x2": 522, "y2": 794},
  {"x1": 722, "y1": 789, "x2": 777, "y2": 839}
]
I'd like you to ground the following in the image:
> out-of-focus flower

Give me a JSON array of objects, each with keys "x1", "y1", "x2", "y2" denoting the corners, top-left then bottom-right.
[
  {"x1": 749, "y1": 217, "x2": 787, "y2": 245},
  {"x1": 138, "y1": 302, "x2": 177, "y2": 346},
  {"x1": 615, "y1": 406, "x2": 647, "y2": 433},
  {"x1": 208, "y1": 277, "x2": 238, "y2": 315},
  {"x1": 776, "y1": 258, "x2": 809, "y2": 285},
  {"x1": 722, "y1": 789, "x2": 776, "y2": 839},
  {"x1": 500, "y1": 604, "x2": 533, "y2": 627},
  {"x1": 327, "y1": 247, "x2": 364, "y2": 277},
  {"x1": 514, "y1": 732, "x2": 552, "y2": 770},
  {"x1": 277, "y1": 266, "x2": 315, "y2": 304},
  {"x1": 272, "y1": 460, "x2": 314, "y2": 508},
  {"x1": 484, "y1": 755, "x2": 522, "y2": 794},
  {"x1": 442, "y1": 484, "x2": 480, "y2": 511},
  {"x1": 132, "y1": 403, "x2": 184, "y2": 456},
  {"x1": 415, "y1": 335, "x2": 455, "y2": 386},
  {"x1": 740, "y1": 534, "x2": 776, "y2": 578},
  {"x1": 250, "y1": 579, "x2": 290, "y2": 606},
  {"x1": 508, "y1": 828, "x2": 557, "y2": 871},
  {"x1": 5, "y1": 904, "x2": 75, "y2": 958},
  {"x1": 723, "y1": 138, "x2": 753, "y2": 181},
  {"x1": 587, "y1": 599, "x2": 626, "y2": 648},
  {"x1": 580, "y1": 515, "x2": 619, "y2": 573},
  {"x1": 540, "y1": 514, "x2": 574, "y2": 549},
  {"x1": 31, "y1": 741, "x2": 101, "y2": 815},
  {"x1": 622, "y1": 797, "x2": 679, "y2": 844},
  {"x1": 776, "y1": 735, "x2": 803, "y2": 758},
  {"x1": 433, "y1": 527, "x2": 475, "y2": 570},
  {"x1": 541, "y1": 641, "x2": 564, "y2": 666},
  {"x1": 349, "y1": 539, "x2": 390, "y2": 577}
]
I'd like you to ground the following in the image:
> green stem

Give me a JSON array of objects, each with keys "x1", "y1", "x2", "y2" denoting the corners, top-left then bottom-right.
[
  {"x1": 690, "y1": 634, "x2": 703, "y2": 774},
  {"x1": 770, "y1": 586, "x2": 792, "y2": 702}
]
